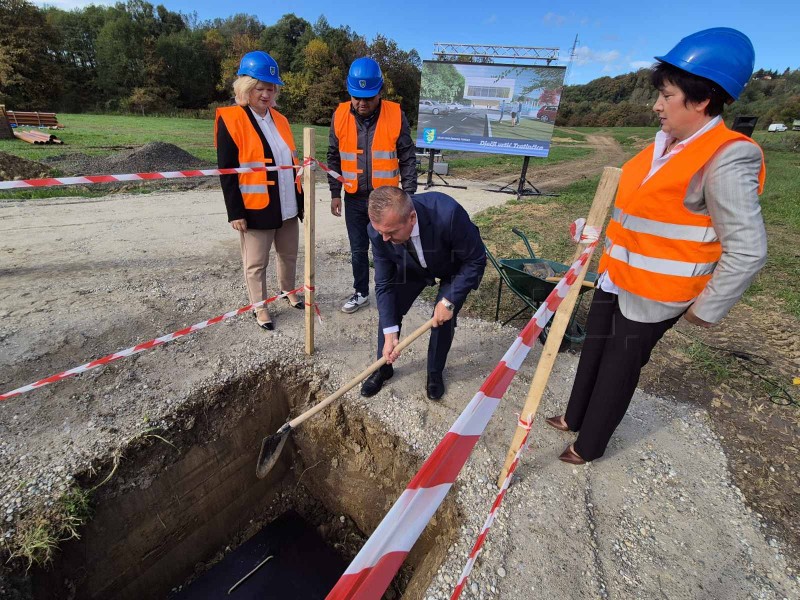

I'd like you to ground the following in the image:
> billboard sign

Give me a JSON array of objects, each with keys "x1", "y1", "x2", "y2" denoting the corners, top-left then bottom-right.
[{"x1": 415, "y1": 60, "x2": 566, "y2": 157}]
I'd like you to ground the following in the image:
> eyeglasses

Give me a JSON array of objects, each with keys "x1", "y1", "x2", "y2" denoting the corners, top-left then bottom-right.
[{"x1": 351, "y1": 95, "x2": 379, "y2": 102}]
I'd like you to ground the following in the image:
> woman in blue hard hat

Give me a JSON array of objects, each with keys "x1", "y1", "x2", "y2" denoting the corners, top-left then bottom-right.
[
  {"x1": 215, "y1": 51, "x2": 304, "y2": 331},
  {"x1": 546, "y1": 28, "x2": 767, "y2": 464}
]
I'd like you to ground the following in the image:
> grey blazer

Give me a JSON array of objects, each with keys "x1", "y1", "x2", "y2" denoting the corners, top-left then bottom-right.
[{"x1": 618, "y1": 140, "x2": 767, "y2": 324}]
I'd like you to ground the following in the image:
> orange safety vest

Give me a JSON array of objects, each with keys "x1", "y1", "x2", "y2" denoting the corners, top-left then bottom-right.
[
  {"x1": 598, "y1": 121, "x2": 766, "y2": 303},
  {"x1": 214, "y1": 105, "x2": 301, "y2": 210},
  {"x1": 333, "y1": 100, "x2": 401, "y2": 194}
]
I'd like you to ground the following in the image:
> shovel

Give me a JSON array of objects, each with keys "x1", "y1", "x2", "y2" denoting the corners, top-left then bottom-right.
[{"x1": 256, "y1": 318, "x2": 436, "y2": 478}]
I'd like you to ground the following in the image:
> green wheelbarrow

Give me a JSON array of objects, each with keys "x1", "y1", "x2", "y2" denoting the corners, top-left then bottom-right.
[{"x1": 485, "y1": 227, "x2": 598, "y2": 349}]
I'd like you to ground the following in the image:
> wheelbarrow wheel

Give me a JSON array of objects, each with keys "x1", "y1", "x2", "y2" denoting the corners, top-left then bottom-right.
[{"x1": 538, "y1": 320, "x2": 586, "y2": 352}]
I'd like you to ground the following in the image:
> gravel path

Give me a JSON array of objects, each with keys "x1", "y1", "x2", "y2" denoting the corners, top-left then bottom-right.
[{"x1": 0, "y1": 175, "x2": 797, "y2": 598}]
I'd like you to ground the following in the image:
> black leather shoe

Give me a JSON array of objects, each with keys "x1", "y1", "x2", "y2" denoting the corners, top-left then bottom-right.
[
  {"x1": 361, "y1": 365, "x2": 394, "y2": 397},
  {"x1": 426, "y1": 372, "x2": 445, "y2": 400}
]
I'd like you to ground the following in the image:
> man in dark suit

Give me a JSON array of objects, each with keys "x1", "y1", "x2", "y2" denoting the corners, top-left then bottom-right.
[{"x1": 360, "y1": 187, "x2": 486, "y2": 400}]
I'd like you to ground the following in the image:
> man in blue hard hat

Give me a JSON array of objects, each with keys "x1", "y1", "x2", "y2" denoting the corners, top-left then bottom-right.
[
  {"x1": 328, "y1": 57, "x2": 418, "y2": 314},
  {"x1": 545, "y1": 28, "x2": 768, "y2": 465}
]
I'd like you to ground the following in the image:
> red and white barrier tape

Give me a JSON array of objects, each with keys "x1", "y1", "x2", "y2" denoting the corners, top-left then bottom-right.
[
  {"x1": 0, "y1": 157, "x2": 344, "y2": 190},
  {"x1": 449, "y1": 414, "x2": 533, "y2": 600},
  {"x1": 0, "y1": 287, "x2": 309, "y2": 402},
  {"x1": 326, "y1": 221, "x2": 599, "y2": 600}
]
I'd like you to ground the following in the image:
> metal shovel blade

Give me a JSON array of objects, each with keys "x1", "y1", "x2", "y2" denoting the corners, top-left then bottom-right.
[{"x1": 256, "y1": 424, "x2": 291, "y2": 479}]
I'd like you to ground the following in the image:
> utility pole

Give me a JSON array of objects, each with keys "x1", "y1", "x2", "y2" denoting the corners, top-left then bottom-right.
[{"x1": 565, "y1": 34, "x2": 579, "y2": 85}]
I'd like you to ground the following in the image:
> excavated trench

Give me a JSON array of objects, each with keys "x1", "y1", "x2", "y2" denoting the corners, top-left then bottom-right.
[{"x1": 28, "y1": 364, "x2": 461, "y2": 599}]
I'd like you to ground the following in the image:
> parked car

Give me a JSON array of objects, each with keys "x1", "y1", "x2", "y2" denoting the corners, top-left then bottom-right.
[
  {"x1": 792, "y1": 120, "x2": 800, "y2": 131},
  {"x1": 767, "y1": 123, "x2": 788, "y2": 132},
  {"x1": 418, "y1": 100, "x2": 449, "y2": 115},
  {"x1": 447, "y1": 102, "x2": 462, "y2": 111},
  {"x1": 536, "y1": 105, "x2": 559, "y2": 123}
]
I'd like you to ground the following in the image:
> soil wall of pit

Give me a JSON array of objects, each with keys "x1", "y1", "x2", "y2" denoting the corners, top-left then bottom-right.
[
  {"x1": 296, "y1": 403, "x2": 462, "y2": 599},
  {"x1": 28, "y1": 364, "x2": 460, "y2": 599},
  {"x1": 30, "y1": 367, "x2": 306, "y2": 599}
]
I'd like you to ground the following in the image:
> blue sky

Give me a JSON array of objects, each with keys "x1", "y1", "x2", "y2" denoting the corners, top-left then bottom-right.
[{"x1": 36, "y1": 0, "x2": 797, "y2": 85}]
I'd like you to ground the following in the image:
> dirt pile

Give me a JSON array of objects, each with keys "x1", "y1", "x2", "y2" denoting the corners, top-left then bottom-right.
[
  {"x1": 43, "y1": 142, "x2": 210, "y2": 176},
  {"x1": 0, "y1": 152, "x2": 51, "y2": 181}
]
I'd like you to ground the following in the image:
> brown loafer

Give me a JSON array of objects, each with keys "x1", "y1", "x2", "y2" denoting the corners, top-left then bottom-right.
[
  {"x1": 545, "y1": 415, "x2": 570, "y2": 432},
  {"x1": 558, "y1": 444, "x2": 586, "y2": 465}
]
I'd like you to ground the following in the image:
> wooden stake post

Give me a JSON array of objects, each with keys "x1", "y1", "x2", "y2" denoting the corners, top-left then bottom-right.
[
  {"x1": 497, "y1": 167, "x2": 621, "y2": 486},
  {"x1": 0, "y1": 105, "x2": 14, "y2": 140},
  {"x1": 303, "y1": 128, "x2": 316, "y2": 355}
]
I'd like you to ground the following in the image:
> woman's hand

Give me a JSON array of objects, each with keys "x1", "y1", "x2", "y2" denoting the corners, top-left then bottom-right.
[
  {"x1": 230, "y1": 219, "x2": 248, "y2": 232},
  {"x1": 684, "y1": 305, "x2": 713, "y2": 328}
]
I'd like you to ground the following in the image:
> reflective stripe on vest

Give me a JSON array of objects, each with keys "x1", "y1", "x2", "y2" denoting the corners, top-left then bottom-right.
[
  {"x1": 239, "y1": 184, "x2": 269, "y2": 194},
  {"x1": 333, "y1": 100, "x2": 402, "y2": 194},
  {"x1": 607, "y1": 240, "x2": 718, "y2": 277},
  {"x1": 612, "y1": 207, "x2": 719, "y2": 243},
  {"x1": 599, "y1": 122, "x2": 766, "y2": 303}
]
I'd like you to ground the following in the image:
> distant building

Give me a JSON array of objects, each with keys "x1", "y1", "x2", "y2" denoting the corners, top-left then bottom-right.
[{"x1": 462, "y1": 76, "x2": 516, "y2": 109}]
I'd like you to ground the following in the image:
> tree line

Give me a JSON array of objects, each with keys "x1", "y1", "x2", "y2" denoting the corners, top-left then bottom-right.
[
  {"x1": 2, "y1": 0, "x2": 796, "y2": 131},
  {"x1": 557, "y1": 67, "x2": 800, "y2": 130},
  {"x1": 0, "y1": 0, "x2": 421, "y2": 124}
]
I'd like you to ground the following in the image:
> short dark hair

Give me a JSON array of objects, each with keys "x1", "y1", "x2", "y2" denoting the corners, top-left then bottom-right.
[
  {"x1": 368, "y1": 186, "x2": 414, "y2": 222},
  {"x1": 651, "y1": 61, "x2": 732, "y2": 117}
]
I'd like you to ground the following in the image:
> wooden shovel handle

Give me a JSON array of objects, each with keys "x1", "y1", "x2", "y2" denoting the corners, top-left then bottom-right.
[{"x1": 287, "y1": 318, "x2": 436, "y2": 428}]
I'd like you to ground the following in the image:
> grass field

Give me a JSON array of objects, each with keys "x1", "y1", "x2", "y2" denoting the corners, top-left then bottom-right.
[
  {"x1": 0, "y1": 114, "x2": 589, "y2": 199},
  {"x1": 446, "y1": 146, "x2": 592, "y2": 178},
  {"x1": 0, "y1": 114, "x2": 332, "y2": 164},
  {"x1": 572, "y1": 126, "x2": 658, "y2": 147}
]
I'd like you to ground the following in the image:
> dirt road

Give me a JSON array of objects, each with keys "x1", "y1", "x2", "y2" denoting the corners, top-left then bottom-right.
[{"x1": 1, "y1": 165, "x2": 797, "y2": 597}]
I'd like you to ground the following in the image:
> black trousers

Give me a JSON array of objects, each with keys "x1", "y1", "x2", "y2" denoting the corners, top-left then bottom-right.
[
  {"x1": 344, "y1": 196, "x2": 371, "y2": 297},
  {"x1": 376, "y1": 277, "x2": 459, "y2": 375},
  {"x1": 565, "y1": 289, "x2": 681, "y2": 461}
]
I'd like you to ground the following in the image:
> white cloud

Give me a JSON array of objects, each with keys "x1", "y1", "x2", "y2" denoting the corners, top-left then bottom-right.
[
  {"x1": 542, "y1": 11, "x2": 567, "y2": 26},
  {"x1": 483, "y1": 14, "x2": 497, "y2": 25},
  {"x1": 573, "y1": 46, "x2": 621, "y2": 66},
  {"x1": 629, "y1": 60, "x2": 654, "y2": 70},
  {"x1": 32, "y1": 0, "x2": 113, "y2": 9}
]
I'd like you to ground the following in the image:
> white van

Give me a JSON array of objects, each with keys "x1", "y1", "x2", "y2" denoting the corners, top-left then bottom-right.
[{"x1": 768, "y1": 123, "x2": 788, "y2": 132}]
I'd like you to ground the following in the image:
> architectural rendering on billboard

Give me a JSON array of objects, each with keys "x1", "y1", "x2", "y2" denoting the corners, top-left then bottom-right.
[{"x1": 415, "y1": 60, "x2": 566, "y2": 157}]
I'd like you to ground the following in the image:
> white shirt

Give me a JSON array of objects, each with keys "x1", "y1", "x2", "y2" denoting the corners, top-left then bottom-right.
[
  {"x1": 248, "y1": 107, "x2": 298, "y2": 221},
  {"x1": 383, "y1": 221, "x2": 428, "y2": 335},
  {"x1": 598, "y1": 116, "x2": 722, "y2": 294}
]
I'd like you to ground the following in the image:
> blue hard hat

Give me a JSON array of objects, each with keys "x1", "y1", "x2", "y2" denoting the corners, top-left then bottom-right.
[
  {"x1": 655, "y1": 27, "x2": 755, "y2": 100},
  {"x1": 238, "y1": 51, "x2": 284, "y2": 86},
  {"x1": 347, "y1": 57, "x2": 384, "y2": 97}
]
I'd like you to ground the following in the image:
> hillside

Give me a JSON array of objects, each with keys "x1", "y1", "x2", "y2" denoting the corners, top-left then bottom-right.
[{"x1": 558, "y1": 67, "x2": 800, "y2": 130}]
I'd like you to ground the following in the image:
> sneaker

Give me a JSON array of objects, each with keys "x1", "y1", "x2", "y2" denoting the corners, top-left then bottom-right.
[{"x1": 341, "y1": 292, "x2": 369, "y2": 314}]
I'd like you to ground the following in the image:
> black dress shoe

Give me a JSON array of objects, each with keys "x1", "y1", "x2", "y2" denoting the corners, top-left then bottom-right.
[
  {"x1": 281, "y1": 291, "x2": 304, "y2": 309},
  {"x1": 361, "y1": 365, "x2": 394, "y2": 397},
  {"x1": 426, "y1": 372, "x2": 445, "y2": 400}
]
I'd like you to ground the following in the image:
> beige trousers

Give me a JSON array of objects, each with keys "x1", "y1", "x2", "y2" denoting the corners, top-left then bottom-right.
[{"x1": 239, "y1": 217, "x2": 299, "y2": 322}]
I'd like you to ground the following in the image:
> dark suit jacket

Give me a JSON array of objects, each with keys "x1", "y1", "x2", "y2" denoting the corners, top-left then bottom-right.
[{"x1": 368, "y1": 192, "x2": 487, "y2": 330}]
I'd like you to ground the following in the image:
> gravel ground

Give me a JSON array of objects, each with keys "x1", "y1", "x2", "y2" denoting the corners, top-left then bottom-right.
[{"x1": 0, "y1": 180, "x2": 797, "y2": 599}]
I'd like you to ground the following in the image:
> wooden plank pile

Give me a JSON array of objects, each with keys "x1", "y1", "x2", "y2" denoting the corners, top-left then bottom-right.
[
  {"x1": 13, "y1": 130, "x2": 64, "y2": 145},
  {"x1": 6, "y1": 110, "x2": 64, "y2": 129},
  {"x1": 0, "y1": 105, "x2": 14, "y2": 140}
]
